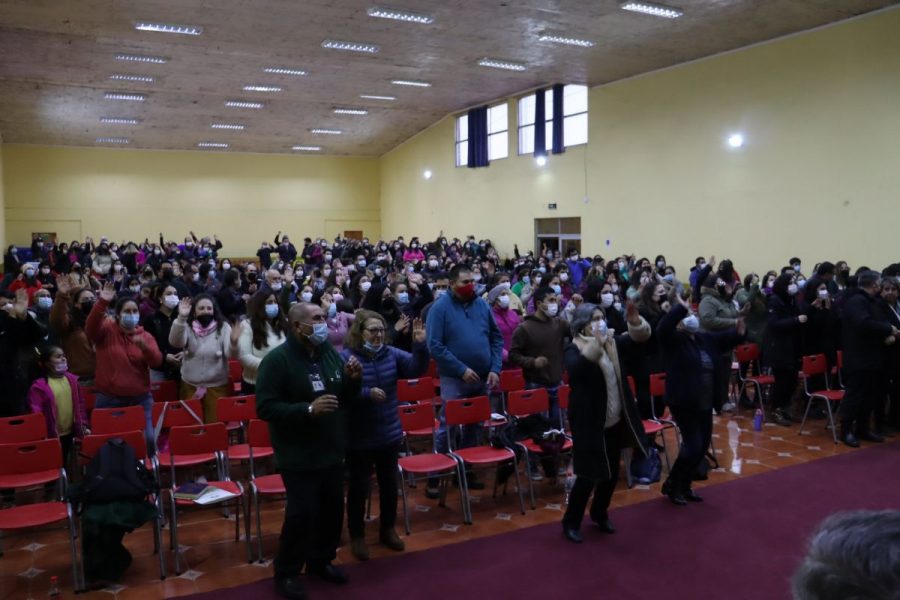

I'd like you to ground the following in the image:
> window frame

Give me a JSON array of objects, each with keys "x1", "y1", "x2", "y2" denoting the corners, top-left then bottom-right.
[
  {"x1": 517, "y1": 84, "x2": 588, "y2": 155},
  {"x1": 455, "y1": 101, "x2": 509, "y2": 167}
]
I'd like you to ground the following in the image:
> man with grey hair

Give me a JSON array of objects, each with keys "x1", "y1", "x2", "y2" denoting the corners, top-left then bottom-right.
[
  {"x1": 838, "y1": 270, "x2": 898, "y2": 447},
  {"x1": 792, "y1": 510, "x2": 900, "y2": 599}
]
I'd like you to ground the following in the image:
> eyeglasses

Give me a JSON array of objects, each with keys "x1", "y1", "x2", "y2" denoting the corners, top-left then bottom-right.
[{"x1": 364, "y1": 327, "x2": 386, "y2": 334}]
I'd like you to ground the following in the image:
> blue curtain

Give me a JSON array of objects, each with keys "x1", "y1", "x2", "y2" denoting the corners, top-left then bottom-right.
[
  {"x1": 467, "y1": 106, "x2": 489, "y2": 168},
  {"x1": 552, "y1": 84, "x2": 565, "y2": 154},
  {"x1": 534, "y1": 88, "x2": 547, "y2": 157}
]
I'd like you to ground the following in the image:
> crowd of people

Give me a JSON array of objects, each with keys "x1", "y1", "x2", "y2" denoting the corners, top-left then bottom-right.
[{"x1": 2, "y1": 230, "x2": 899, "y2": 597}]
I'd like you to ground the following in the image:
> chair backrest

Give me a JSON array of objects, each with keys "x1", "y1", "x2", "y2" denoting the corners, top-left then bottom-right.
[
  {"x1": 836, "y1": 350, "x2": 843, "y2": 369},
  {"x1": 0, "y1": 413, "x2": 47, "y2": 442},
  {"x1": 801, "y1": 354, "x2": 828, "y2": 378},
  {"x1": 398, "y1": 402, "x2": 435, "y2": 433},
  {"x1": 168, "y1": 422, "x2": 228, "y2": 456},
  {"x1": 0, "y1": 438, "x2": 62, "y2": 476},
  {"x1": 561, "y1": 370, "x2": 570, "y2": 385},
  {"x1": 627, "y1": 376, "x2": 637, "y2": 396},
  {"x1": 397, "y1": 377, "x2": 435, "y2": 403},
  {"x1": 506, "y1": 388, "x2": 549, "y2": 418},
  {"x1": 151, "y1": 399, "x2": 204, "y2": 429},
  {"x1": 426, "y1": 358, "x2": 438, "y2": 379},
  {"x1": 247, "y1": 419, "x2": 272, "y2": 448},
  {"x1": 444, "y1": 396, "x2": 491, "y2": 427},
  {"x1": 499, "y1": 369, "x2": 526, "y2": 393},
  {"x1": 217, "y1": 395, "x2": 257, "y2": 422},
  {"x1": 150, "y1": 380, "x2": 178, "y2": 403},
  {"x1": 734, "y1": 343, "x2": 761, "y2": 364},
  {"x1": 81, "y1": 387, "x2": 97, "y2": 414},
  {"x1": 228, "y1": 360, "x2": 243, "y2": 384},
  {"x1": 91, "y1": 405, "x2": 146, "y2": 434},
  {"x1": 649, "y1": 373, "x2": 667, "y2": 397},
  {"x1": 557, "y1": 385, "x2": 571, "y2": 410},
  {"x1": 80, "y1": 431, "x2": 148, "y2": 461}
]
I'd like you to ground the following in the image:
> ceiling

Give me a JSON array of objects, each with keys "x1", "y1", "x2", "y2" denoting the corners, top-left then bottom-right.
[{"x1": 0, "y1": 0, "x2": 896, "y2": 156}]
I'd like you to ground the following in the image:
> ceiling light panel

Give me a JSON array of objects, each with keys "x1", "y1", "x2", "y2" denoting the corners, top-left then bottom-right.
[
  {"x1": 115, "y1": 53, "x2": 168, "y2": 64},
  {"x1": 310, "y1": 128, "x2": 342, "y2": 135},
  {"x1": 100, "y1": 117, "x2": 140, "y2": 125},
  {"x1": 263, "y1": 67, "x2": 308, "y2": 76},
  {"x1": 243, "y1": 85, "x2": 282, "y2": 92},
  {"x1": 211, "y1": 123, "x2": 246, "y2": 130},
  {"x1": 96, "y1": 137, "x2": 130, "y2": 144},
  {"x1": 110, "y1": 74, "x2": 155, "y2": 83},
  {"x1": 620, "y1": 1, "x2": 683, "y2": 19},
  {"x1": 135, "y1": 22, "x2": 203, "y2": 35},
  {"x1": 105, "y1": 92, "x2": 145, "y2": 101},
  {"x1": 367, "y1": 7, "x2": 434, "y2": 24},
  {"x1": 477, "y1": 57, "x2": 527, "y2": 71},
  {"x1": 333, "y1": 108, "x2": 368, "y2": 115},
  {"x1": 292, "y1": 145, "x2": 322, "y2": 152},
  {"x1": 197, "y1": 142, "x2": 229, "y2": 148},
  {"x1": 538, "y1": 33, "x2": 595, "y2": 47},
  {"x1": 322, "y1": 39, "x2": 379, "y2": 53},
  {"x1": 360, "y1": 94, "x2": 396, "y2": 101},
  {"x1": 225, "y1": 100, "x2": 264, "y2": 109},
  {"x1": 391, "y1": 79, "x2": 431, "y2": 87}
]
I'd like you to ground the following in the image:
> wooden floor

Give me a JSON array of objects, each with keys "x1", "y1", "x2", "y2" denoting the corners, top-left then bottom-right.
[{"x1": 0, "y1": 407, "x2": 888, "y2": 600}]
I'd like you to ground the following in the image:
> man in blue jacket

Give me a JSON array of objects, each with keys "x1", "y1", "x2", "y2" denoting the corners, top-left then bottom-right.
[{"x1": 426, "y1": 264, "x2": 504, "y2": 496}]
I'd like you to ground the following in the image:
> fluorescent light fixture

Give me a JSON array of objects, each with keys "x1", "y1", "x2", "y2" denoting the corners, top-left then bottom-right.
[
  {"x1": 367, "y1": 7, "x2": 434, "y2": 24},
  {"x1": 391, "y1": 79, "x2": 431, "y2": 87},
  {"x1": 620, "y1": 1, "x2": 683, "y2": 19},
  {"x1": 105, "y1": 92, "x2": 145, "y2": 101},
  {"x1": 197, "y1": 142, "x2": 229, "y2": 148},
  {"x1": 535, "y1": 155, "x2": 547, "y2": 167},
  {"x1": 322, "y1": 39, "x2": 379, "y2": 53},
  {"x1": 263, "y1": 67, "x2": 308, "y2": 76},
  {"x1": 477, "y1": 57, "x2": 527, "y2": 72},
  {"x1": 96, "y1": 137, "x2": 130, "y2": 144},
  {"x1": 225, "y1": 100, "x2": 264, "y2": 109},
  {"x1": 110, "y1": 74, "x2": 155, "y2": 83},
  {"x1": 100, "y1": 117, "x2": 140, "y2": 125},
  {"x1": 423, "y1": 169, "x2": 433, "y2": 179},
  {"x1": 292, "y1": 145, "x2": 322, "y2": 152},
  {"x1": 728, "y1": 133, "x2": 744, "y2": 148},
  {"x1": 243, "y1": 85, "x2": 282, "y2": 92},
  {"x1": 115, "y1": 53, "x2": 168, "y2": 64},
  {"x1": 310, "y1": 128, "x2": 342, "y2": 135},
  {"x1": 333, "y1": 108, "x2": 368, "y2": 115},
  {"x1": 134, "y1": 22, "x2": 203, "y2": 35},
  {"x1": 538, "y1": 33, "x2": 595, "y2": 47},
  {"x1": 360, "y1": 94, "x2": 396, "y2": 101},
  {"x1": 211, "y1": 123, "x2": 246, "y2": 130}
]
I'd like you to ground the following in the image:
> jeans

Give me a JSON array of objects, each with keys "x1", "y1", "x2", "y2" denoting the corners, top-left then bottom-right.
[
  {"x1": 95, "y1": 391, "x2": 155, "y2": 454},
  {"x1": 346, "y1": 443, "x2": 400, "y2": 538},
  {"x1": 667, "y1": 405, "x2": 713, "y2": 492},
  {"x1": 434, "y1": 376, "x2": 489, "y2": 454}
]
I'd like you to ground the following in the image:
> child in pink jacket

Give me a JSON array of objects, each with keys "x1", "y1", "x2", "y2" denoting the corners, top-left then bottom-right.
[{"x1": 28, "y1": 344, "x2": 89, "y2": 462}]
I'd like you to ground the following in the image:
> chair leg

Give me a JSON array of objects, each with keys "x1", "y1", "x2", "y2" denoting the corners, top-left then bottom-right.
[
  {"x1": 68, "y1": 510, "x2": 82, "y2": 593},
  {"x1": 398, "y1": 469, "x2": 411, "y2": 536},
  {"x1": 254, "y1": 489, "x2": 264, "y2": 563},
  {"x1": 798, "y1": 397, "x2": 813, "y2": 435},
  {"x1": 170, "y1": 493, "x2": 182, "y2": 575},
  {"x1": 455, "y1": 463, "x2": 471, "y2": 524},
  {"x1": 824, "y1": 399, "x2": 838, "y2": 444},
  {"x1": 509, "y1": 455, "x2": 526, "y2": 515}
]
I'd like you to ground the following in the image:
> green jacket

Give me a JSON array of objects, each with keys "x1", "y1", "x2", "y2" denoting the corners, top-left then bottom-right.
[{"x1": 255, "y1": 335, "x2": 361, "y2": 471}]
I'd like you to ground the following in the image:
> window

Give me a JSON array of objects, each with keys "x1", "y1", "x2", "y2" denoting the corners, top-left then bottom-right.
[
  {"x1": 455, "y1": 102, "x2": 508, "y2": 167},
  {"x1": 517, "y1": 84, "x2": 588, "y2": 155}
]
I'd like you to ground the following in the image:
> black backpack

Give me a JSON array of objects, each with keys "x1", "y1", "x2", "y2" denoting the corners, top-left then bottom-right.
[{"x1": 70, "y1": 438, "x2": 159, "y2": 506}]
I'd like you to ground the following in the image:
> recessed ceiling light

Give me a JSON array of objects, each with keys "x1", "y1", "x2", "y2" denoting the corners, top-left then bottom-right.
[
  {"x1": 391, "y1": 79, "x2": 431, "y2": 87},
  {"x1": 110, "y1": 74, "x2": 155, "y2": 83},
  {"x1": 243, "y1": 85, "x2": 282, "y2": 92},
  {"x1": 211, "y1": 123, "x2": 246, "y2": 130},
  {"x1": 538, "y1": 33, "x2": 595, "y2": 47},
  {"x1": 197, "y1": 142, "x2": 229, "y2": 148},
  {"x1": 322, "y1": 39, "x2": 379, "y2": 53},
  {"x1": 360, "y1": 94, "x2": 396, "y2": 101},
  {"x1": 292, "y1": 145, "x2": 322, "y2": 152},
  {"x1": 134, "y1": 22, "x2": 203, "y2": 35},
  {"x1": 727, "y1": 133, "x2": 744, "y2": 148},
  {"x1": 263, "y1": 67, "x2": 308, "y2": 76},
  {"x1": 96, "y1": 137, "x2": 130, "y2": 144},
  {"x1": 367, "y1": 7, "x2": 434, "y2": 24},
  {"x1": 477, "y1": 58, "x2": 527, "y2": 71},
  {"x1": 333, "y1": 108, "x2": 368, "y2": 115},
  {"x1": 225, "y1": 100, "x2": 264, "y2": 109},
  {"x1": 115, "y1": 53, "x2": 168, "y2": 64},
  {"x1": 620, "y1": 1, "x2": 683, "y2": 19},
  {"x1": 105, "y1": 92, "x2": 145, "y2": 102},
  {"x1": 100, "y1": 117, "x2": 140, "y2": 125},
  {"x1": 310, "y1": 128, "x2": 342, "y2": 135}
]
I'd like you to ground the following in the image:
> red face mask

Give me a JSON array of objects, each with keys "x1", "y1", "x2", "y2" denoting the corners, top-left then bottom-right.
[{"x1": 455, "y1": 283, "x2": 476, "y2": 301}]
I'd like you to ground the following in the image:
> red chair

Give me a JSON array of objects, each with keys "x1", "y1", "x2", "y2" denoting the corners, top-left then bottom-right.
[
  {"x1": 397, "y1": 377, "x2": 436, "y2": 403},
  {"x1": 150, "y1": 380, "x2": 178, "y2": 403},
  {"x1": 444, "y1": 396, "x2": 525, "y2": 521},
  {"x1": 799, "y1": 354, "x2": 844, "y2": 444},
  {"x1": 91, "y1": 405, "x2": 146, "y2": 435},
  {"x1": 0, "y1": 413, "x2": 47, "y2": 442},
  {"x1": 832, "y1": 350, "x2": 845, "y2": 389},
  {"x1": 167, "y1": 423, "x2": 248, "y2": 573},
  {"x1": 397, "y1": 403, "x2": 466, "y2": 531},
  {"x1": 506, "y1": 388, "x2": 573, "y2": 509},
  {"x1": 624, "y1": 375, "x2": 677, "y2": 487},
  {"x1": 648, "y1": 373, "x2": 667, "y2": 419},
  {"x1": 228, "y1": 360, "x2": 243, "y2": 393},
  {"x1": 246, "y1": 419, "x2": 284, "y2": 562},
  {"x1": 0, "y1": 439, "x2": 80, "y2": 590},
  {"x1": 497, "y1": 369, "x2": 526, "y2": 414},
  {"x1": 152, "y1": 400, "x2": 213, "y2": 469},
  {"x1": 79, "y1": 431, "x2": 165, "y2": 580},
  {"x1": 733, "y1": 343, "x2": 775, "y2": 418},
  {"x1": 218, "y1": 395, "x2": 270, "y2": 462}
]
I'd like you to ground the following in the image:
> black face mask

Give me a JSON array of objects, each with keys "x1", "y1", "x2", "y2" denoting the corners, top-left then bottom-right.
[
  {"x1": 161, "y1": 270, "x2": 173, "y2": 280},
  {"x1": 196, "y1": 314, "x2": 214, "y2": 327},
  {"x1": 80, "y1": 301, "x2": 94, "y2": 314},
  {"x1": 247, "y1": 273, "x2": 258, "y2": 282}
]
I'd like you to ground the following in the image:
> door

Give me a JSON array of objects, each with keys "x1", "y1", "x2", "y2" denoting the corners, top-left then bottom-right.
[
  {"x1": 534, "y1": 218, "x2": 581, "y2": 257},
  {"x1": 343, "y1": 230, "x2": 363, "y2": 241}
]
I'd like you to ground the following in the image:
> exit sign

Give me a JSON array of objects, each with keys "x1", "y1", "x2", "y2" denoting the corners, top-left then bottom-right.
[{"x1": 548, "y1": 203, "x2": 557, "y2": 210}]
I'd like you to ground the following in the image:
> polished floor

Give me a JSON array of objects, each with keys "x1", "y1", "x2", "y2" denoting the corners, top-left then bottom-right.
[{"x1": 0, "y1": 406, "x2": 891, "y2": 600}]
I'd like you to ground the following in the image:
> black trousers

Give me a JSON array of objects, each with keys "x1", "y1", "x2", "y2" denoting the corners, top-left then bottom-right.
[
  {"x1": 667, "y1": 406, "x2": 713, "y2": 491},
  {"x1": 886, "y1": 371, "x2": 900, "y2": 428},
  {"x1": 346, "y1": 443, "x2": 400, "y2": 538},
  {"x1": 562, "y1": 425, "x2": 622, "y2": 528},
  {"x1": 839, "y1": 370, "x2": 883, "y2": 434},
  {"x1": 772, "y1": 368, "x2": 798, "y2": 411},
  {"x1": 273, "y1": 467, "x2": 344, "y2": 579}
]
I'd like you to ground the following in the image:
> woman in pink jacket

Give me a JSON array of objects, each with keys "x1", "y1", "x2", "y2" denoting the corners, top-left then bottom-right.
[
  {"x1": 28, "y1": 344, "x2": 89, "y2": 462},
  {"x1": 488, "y1": 284, "x2": 521, "y2": 368},
  {"x1": 402, "y1": 238, "x2": 426, "y2": 264}
]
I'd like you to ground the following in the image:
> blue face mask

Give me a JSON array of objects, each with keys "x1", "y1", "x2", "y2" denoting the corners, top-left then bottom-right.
[
  {"x1": 120, "y1": 313, "x2": 140, "y2": 329},
  {"x1": 363, "y1": 341, "x2": 382, "y2": 354},
  {"x1": 37, "y1": 296, "x2": 53, "y2": 310},
  {"x1": 265, "y1": 304, "x2": 279, "y2": 319},
  {"x1": 327, "y1": 302, "x2": 337, "y2": 318},
  {"x1": 551, "y1": 284, "x2": 562, "y2": 295},
  {"x1": 307, "y1": 322, "x2": 329, "y2": 345},
  {"x1": 396, "y1": 292, "x2": 409, "y2": 305}
]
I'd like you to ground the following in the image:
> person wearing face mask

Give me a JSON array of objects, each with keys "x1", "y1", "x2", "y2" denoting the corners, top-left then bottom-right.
[
  {"x1": 565, "y1": 248, "x2": 592, "y2": 288},
  {"x1": 800, "y1": 279, "x2": 840, "y2": 388},
  {"x1": 236, "y1": 293, "x2": 287, "y2": 395},
  {"x1": 319, "y1": 291, "x2": 353, "y2": 352},
  {"x1": 419, "y1": 276, "x2": 450, "y2": 323},
  {"x1": 3, "y1": 245, "x2": 24, "y2": 285},
  {"x1": 690, "y1": 256, "x2": 716, "y2": 304},
  {"x1": 255, "y1": 302, "x2": 362, "y2": 597},
  {"x1": 488, "y1": 284, "x2": 521, "y2": 369},
  {"x1": 49, "y1": 275, "x2": 97, "y2": 382},
  {"x1": 143, "y1": 284, "x2": 183, "y2": 383},
  {"x1": 272, "y1": 232, "x2": 298, "y2": 264},
  {"x1": 216, "y1": 269, "x2": 247, "y2": 323},
  {"x1": 169, "y1": 295, "x2": 233, "y2": 422},
  {"x1": 402, "y1": 238, "x2": 425, "y2": 264},
  {"x1": 91, "y1": 244, "x2": 115, "y2": 277},
  {"x1": 30, "y1": 289, "x2": 55, "y2": 342},
  {"x1": 86, "y1": 282, "x2": 162, "y2": 451},
  {"x1": 256, "y1": 240, "x2": 274, "y2": 270},
  {"x1": 341, "y1": 311, "x2": 429, "y2": 561},
  {"x1": 657, "y1": 294, "x2": 745, "y2": 506},
  {"x1": 554, "y1": 268, "x2": 574, "y2": 304},
  {"x1": 763, "y1": 274, "x2": 809, "y2": 427},
  {"x1": 0, "y1": 289, "x2": 44, "y2": 417},
  {"x1": 27, "y1": 344, "x2": 89, "y2": 463},
  {"x1": 349, "y1": 274, "x2": 373, "y2": 309},
  {"x1": 877, "y1": 277, "x2": 900, "y2": 434},
  {"x1": 9, "y1": 263, "x2": 44, "y2": 305},
  {"x1": 789, "y1": 257, "x2": 803, "y2": 277},
  {"x1": 560, "y1": 301, "x2": 650, "y2": 542},
  {"x1": 761, "y1": 270, "x2": 779, "y2": 295},
  {"x1": 35, "y1": 261, "x2": 57, "y2": 296},
  {"x1": 699, "y1": 274, "x2": 741, "y2": 414},
  {"x1": 422, "y1": 254, "x2": 444, "y2": 278}
]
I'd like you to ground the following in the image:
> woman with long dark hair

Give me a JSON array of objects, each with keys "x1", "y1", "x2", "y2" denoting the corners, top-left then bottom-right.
[
  {"x1": 763, "y1": 274, "x2": 808, "y2": 426},
  {"x1": 235, "y1": 292, "x2": 286, "y2": 394}
]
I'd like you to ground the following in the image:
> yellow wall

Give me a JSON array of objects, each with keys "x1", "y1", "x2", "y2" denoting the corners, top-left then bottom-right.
[
  {"x1": 0, "y1": 139, "x2": 5, "y2": 258},
  {"x1": 380, "y1": 8, "x2": 900, "y2": 276},
  {"x1": 2, "y1": 145, "x2": 381, "y2": 257}
]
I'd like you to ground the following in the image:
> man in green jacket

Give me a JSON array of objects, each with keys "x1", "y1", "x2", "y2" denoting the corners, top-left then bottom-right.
[{"x1": 256, "y1": 302, "x2": 362, "y2": 600}]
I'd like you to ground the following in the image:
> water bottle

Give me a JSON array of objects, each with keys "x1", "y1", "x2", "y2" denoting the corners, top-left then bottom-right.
[
  {"x1": 48, "y1": 576, "x2": 60, "y2": 597},
  {"x1": 753, "y1": 409, "x2": 763, "y2": 432}
]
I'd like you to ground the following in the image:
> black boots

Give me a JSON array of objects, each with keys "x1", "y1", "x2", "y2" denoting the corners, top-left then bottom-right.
[
  {"x1": 661, "y1": 479, "x2": 688, "y2": 506},
  {"x1": 841, "y1": 420, "x2": 860, "y2": 447}
]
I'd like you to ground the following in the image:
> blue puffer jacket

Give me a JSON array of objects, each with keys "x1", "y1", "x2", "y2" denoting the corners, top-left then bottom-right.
[{"x1": 341, "y1": 341, "x2": 430, "y2": 451}]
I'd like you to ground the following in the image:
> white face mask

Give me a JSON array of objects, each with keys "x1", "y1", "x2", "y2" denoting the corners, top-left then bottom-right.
[
  {"x1": 545, "y1": 302, "x2": 559, "y2": 317},
  {"x1": 682, "y1": 314, "x2": 700, "y2": 333},
  {"x1": 591, "y1": 319, "x2": 609, "y2": 338},
  {"x1": 271, "y1": 282, "x2": 283, "y2": 292},
  {"x1": 301, "y1": 291, "x2": 313, "y2": 303},
  {"x1": 360, "y1": 281, "x2": 372, "y2": 292},
  {"x1": 429, "y1": 259, "x2": 439, "y2": 268},
  {"x1": 497, "y1": 295, "x2": 510, "y2": 308},
  {"x1": 570, "y1": 255, "x2": 579, "y2": 261},
  {"x1": 601, "y1": 293, "x2": 615, "y2": 308},
  {"x1": 559, "y1": 272, "x2": 569, "y2": 282},
  {"x1": 817, "y1": 289, "x2": 829, "y2": 300},
  {"x1": 163, "y1": 294, "x2": 179, "y2": 309},
  {"x1": 787, "y1": 283, "x2": 799, "y2": 296}
]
